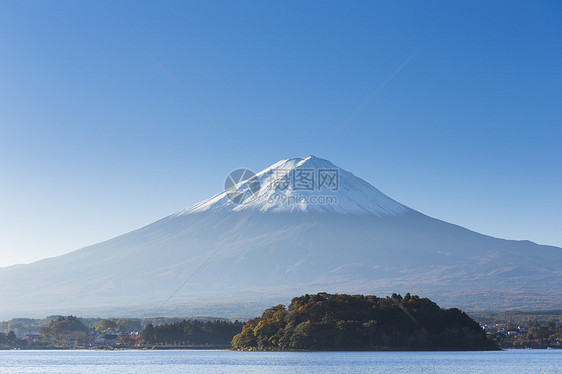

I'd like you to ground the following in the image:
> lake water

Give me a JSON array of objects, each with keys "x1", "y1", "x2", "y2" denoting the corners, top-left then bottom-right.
[{"x1": 0, "y1": 349, "x2": 560, "y2": 373}]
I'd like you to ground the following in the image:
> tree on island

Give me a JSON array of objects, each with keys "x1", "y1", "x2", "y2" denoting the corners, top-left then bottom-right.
[{"x1": 232, "y1": 292, "x2": 498, "y2": 351}]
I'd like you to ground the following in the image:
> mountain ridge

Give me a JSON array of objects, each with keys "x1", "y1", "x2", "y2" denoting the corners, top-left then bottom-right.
[
  {"x1": 178, "y1": 156, "x2": 409, "y2": 216},
  {"x1": 0, "y1": 156, "x2": 560, "y2": 319}
]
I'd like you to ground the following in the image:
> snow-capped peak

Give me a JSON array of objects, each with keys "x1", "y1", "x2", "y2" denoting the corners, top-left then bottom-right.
[{"x1": 177, "y1": 156, "x2": 409, "y2": 216}]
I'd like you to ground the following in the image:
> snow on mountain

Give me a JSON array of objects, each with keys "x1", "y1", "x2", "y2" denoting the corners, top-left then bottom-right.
[{"x1": 179, "y1": 156, "x2": 409, "y2": 216}]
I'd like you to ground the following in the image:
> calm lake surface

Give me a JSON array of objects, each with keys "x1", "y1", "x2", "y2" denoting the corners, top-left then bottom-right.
[{"x1": 0, "y1": 349, "x2": 560, "y2": 373}]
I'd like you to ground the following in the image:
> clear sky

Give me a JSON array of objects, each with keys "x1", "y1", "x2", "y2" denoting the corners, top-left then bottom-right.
[{"x1": 0, "y1": 0, "x2": 561, "y2": 267}]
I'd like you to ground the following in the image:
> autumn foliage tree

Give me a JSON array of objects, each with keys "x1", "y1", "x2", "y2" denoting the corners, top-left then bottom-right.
[
  {"x1": 39, "y1": 316, "x2": 88, "y2": 345},
  {"x1": 95, "y1": 319, "x2": 118, "y2": 332}
]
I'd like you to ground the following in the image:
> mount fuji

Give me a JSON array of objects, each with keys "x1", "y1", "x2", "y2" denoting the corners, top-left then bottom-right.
[{"x1": 0, "y1": 156, "x2": 560, "y2": 319}]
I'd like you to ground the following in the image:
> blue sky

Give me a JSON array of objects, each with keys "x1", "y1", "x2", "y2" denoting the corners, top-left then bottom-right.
[{"x1": 0, "y1": 0, "x2": 561, "y2": 266}]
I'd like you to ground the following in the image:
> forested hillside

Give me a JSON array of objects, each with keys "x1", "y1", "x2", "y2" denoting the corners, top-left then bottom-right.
[{"x1": 232, "y1": 293, "x2": 498, "y2": 351}]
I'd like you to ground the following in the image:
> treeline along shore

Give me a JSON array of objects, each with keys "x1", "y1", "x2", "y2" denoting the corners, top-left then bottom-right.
[{"x1": 1, "y1": 293, "x2": 561, "y2": 350}]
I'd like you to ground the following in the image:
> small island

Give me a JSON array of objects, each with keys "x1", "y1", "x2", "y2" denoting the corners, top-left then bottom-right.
[{"x1": 232, "y1": 292, "x2": 498, "y2": 351}]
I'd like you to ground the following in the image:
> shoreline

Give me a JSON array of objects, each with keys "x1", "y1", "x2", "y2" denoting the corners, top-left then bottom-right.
[{"x1": 5, "y1": 346, "x2": 561, "y2": 352}]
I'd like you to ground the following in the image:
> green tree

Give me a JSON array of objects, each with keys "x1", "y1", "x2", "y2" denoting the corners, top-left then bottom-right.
[
  {"x1": 140, "y1": 323, "x2": 155, "y2": 344},
  {"x1": 7, "y1": 331, "x2": 16, "y2": 343}
]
